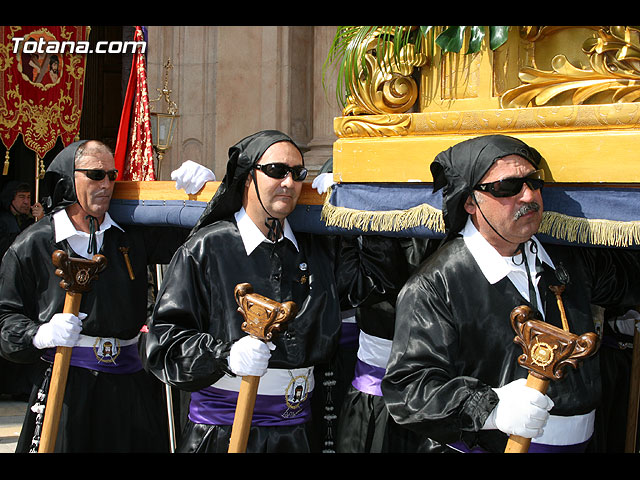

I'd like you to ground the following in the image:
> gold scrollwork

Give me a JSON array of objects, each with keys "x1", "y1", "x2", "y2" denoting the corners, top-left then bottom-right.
[
  {"x1": 334, "y1": 113, "x2": 414, "y2": 138},
  {"x1": 501, "y1": 26, "x2": 640, "y2": 108},
  {"x1": 343, "y1": 28, "x2": 428, "y2": 116}
]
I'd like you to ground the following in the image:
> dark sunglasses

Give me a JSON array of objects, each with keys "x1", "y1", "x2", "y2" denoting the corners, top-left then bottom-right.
[
  {"x1": 254, "y1": 163, "x2": 308, "y2": 182},
  {"x1": 474, "y1": 169, "x2": 545, "y2": 198},
  {"x1": 75, "y1": 168, "x2": 119, "y2": 182}
]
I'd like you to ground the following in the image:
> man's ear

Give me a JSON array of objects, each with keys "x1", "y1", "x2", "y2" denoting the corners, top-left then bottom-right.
[{"x1": 463, "y1": 194, "x2": 476, "y2": 215}]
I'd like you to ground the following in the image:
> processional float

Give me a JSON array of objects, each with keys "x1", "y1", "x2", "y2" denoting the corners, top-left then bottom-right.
[
  {"x1": 105, "y1": 26, "x2": 640, "y2": 452},
  {"x1": 318, "y1": 26, "x2": 640, "y2": 454}
]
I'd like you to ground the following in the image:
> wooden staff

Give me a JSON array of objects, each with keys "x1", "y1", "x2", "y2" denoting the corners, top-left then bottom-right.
[
  {"x1": 35, "y1": 153, "x2": 40, "y2": 202},
  {"x1": 625, "y1": 311, "x2": 640, "y2": 452},
  {"x1": 227, "y1": 283, "x2": 297, "y2": 453},
  {"x1": 154, "y1": 264, "x2": 177, "y2": 453},
  {"x1": 38, "y1": 250, "x2": 107, "y2": 453},
  {"x1": 504, "y1": 302, "x2": 599, "y2": 453}
]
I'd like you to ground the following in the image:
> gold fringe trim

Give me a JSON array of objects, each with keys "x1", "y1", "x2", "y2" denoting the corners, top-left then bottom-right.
[
  {"x1": 539, "y1": 211, "x2": 640, "y2": 248},
  {"x1": 321, "y1": 188, "x2": 640, "y2": 247},
  {"x1": 320, "y1": 187, "x2": 446, "y2": 234}
]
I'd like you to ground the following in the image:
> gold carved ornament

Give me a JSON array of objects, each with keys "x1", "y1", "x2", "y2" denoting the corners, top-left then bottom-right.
[
  {"x1": 341, "y1": 27, "x2": 428, "y2": 117},
  {"x1": 501, "y1": 26, "x2": 640, "y2": 108}
]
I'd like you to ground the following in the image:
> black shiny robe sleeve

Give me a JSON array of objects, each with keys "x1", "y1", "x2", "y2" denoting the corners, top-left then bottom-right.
[
  {"x1": 382, "y1": 237, "x2": 640, "y2": 452},
  {"x1": 355, "y1": 237, "x2": 436, "y2": 340},
  {"x1": 144, "y1": 220, "x2": 405, "y2": 392},
  {"x1": 0, "y1": 215, "x2": 187, "y2": 364},
  {"x1": 335, "y1": 235, "x2": 418, "y2": 315}
]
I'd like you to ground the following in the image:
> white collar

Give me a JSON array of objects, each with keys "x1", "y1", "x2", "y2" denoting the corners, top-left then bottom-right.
[
  {"x1": 53, "y1": 208, "x2": 123, "y2": 243},
  {"x1": 234, "y1": 207, "x2": 299, "y2": 256},
  {"x1": 461, "y1": 216, "x2": 554, "y2": 285}
]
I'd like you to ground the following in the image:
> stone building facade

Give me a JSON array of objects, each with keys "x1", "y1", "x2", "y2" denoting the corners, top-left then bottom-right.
[{"x1": 144, "y1": 26, "x2": 341, "y2": 180}]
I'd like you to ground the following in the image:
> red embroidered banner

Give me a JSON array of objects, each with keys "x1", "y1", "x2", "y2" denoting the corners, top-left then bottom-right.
[
  {"x1": 0, "y1": 26, "x2": 89, "y2": 170},
  {"x1": 114, "y1": 26, "x2": 155, "y2": 181}
]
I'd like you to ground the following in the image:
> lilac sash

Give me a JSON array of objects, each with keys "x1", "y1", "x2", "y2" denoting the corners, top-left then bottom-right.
[{"x1": 352, "y1": 359, "x2": 385, "y2": 397}]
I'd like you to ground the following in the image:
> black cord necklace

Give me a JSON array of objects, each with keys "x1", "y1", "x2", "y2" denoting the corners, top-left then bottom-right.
[
  {"x1": 518, "y1": 242, "x2": 539, "y2": 310},
  {"x1": 86, "y1": 214, "x2": 98, "y2": 255},
  {"x1": 249, "y1": 170, "x2": 283, "y2": 244}
]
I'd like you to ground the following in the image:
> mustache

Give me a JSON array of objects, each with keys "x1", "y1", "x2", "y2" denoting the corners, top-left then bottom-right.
[{"x1": 513, "y1": 202, "x2": 540, "y2": 220}]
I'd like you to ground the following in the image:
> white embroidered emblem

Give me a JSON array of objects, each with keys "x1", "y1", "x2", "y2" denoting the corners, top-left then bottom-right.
[
  {"x1": 282, "y1": 369, "x2": 311, "y2": 418},
  {"x1": 93, "y1": 337, "x2": 121, "y2": 364}
]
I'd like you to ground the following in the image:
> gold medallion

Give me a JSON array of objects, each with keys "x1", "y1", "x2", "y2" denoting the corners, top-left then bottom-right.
[{"x1": 531, "y1": 339, "x2": 557, "y2": 368}]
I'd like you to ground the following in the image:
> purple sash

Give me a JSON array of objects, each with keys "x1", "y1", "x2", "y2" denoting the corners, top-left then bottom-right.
[
  {"x1": 189, "y1": 385, "x2": 312, "y2": 426},
  {"x1": 42, "y1": 342, "x2": 143, "y2": 374},
  {"x1": 351, "y1": 359, "x2": 385, "y2": 397},
  {"x1": 449, "y1": 439, "x2": 590, "y2": 453},
  {"x1": 339, "y1": 321, "x2": 360, "y2": 349}
]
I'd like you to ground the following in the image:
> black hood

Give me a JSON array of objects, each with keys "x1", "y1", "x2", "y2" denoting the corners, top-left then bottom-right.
[
  {"x1": 41, "y1": 140, "x2": 88, "y2": 214},
  {"x1": 430, "y1": 135, "x2": 543, "y2": 242},
  {"x1": 190, "y1": 130, "x2": 303, "y2": 235}
]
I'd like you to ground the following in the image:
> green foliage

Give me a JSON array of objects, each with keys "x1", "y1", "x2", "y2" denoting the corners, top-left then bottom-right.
[
  {"x1": 435, "y1": 26, "x2": 509, "y2": 53},
  {"x1": 323, "y1": 26, "x2": 511, "y2": 108}
]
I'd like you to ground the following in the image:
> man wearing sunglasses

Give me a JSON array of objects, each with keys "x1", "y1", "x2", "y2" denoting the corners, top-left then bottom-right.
[
  {"x1": 382, "y1": 134, "x2": 640, "y2": 453},
  {"x1": 0, "y1": 140, "x2": 214, "y2": 453},
  {"x1": 244, "y1": 143, "x2": 308, "y2": 241},
  {"x1": 145, "y1": 130, "x2": 407, "y2": 453}
]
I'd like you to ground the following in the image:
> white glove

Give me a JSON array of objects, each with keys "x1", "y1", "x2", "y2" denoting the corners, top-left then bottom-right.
[
  {"x1": 311, "y1": 172, "x2": 335, "y2": 195},
  {"x1": 33, "y1": 312, "x2": 86, "y2": 349},
  {"x1": 483, "y1": 378, "x2": 554, "y2": 438},
  {"x1": 228, "y1": 335, "x2": 275, "y2": 377},
  {"x1": 171, "y1": 160, "x2": 216, "y2": 194}
]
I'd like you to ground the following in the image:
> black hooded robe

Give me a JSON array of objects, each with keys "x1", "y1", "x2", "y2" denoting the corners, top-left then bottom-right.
[
  {"x1": 381, "y1": 135, "x2": 640, "y2": 453},
  {"x1": 144, "y1": 131, "x2": 407, "y2": 453},
  {"x1": 0, "y1": 141, "x2": 188, "y2": 452},
  {"x1": 336, "y1": 236, "x2": 437, "y2": 453},
  {"x1": 383, "y1": 238, "x2": 640, "y2": 452}
]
